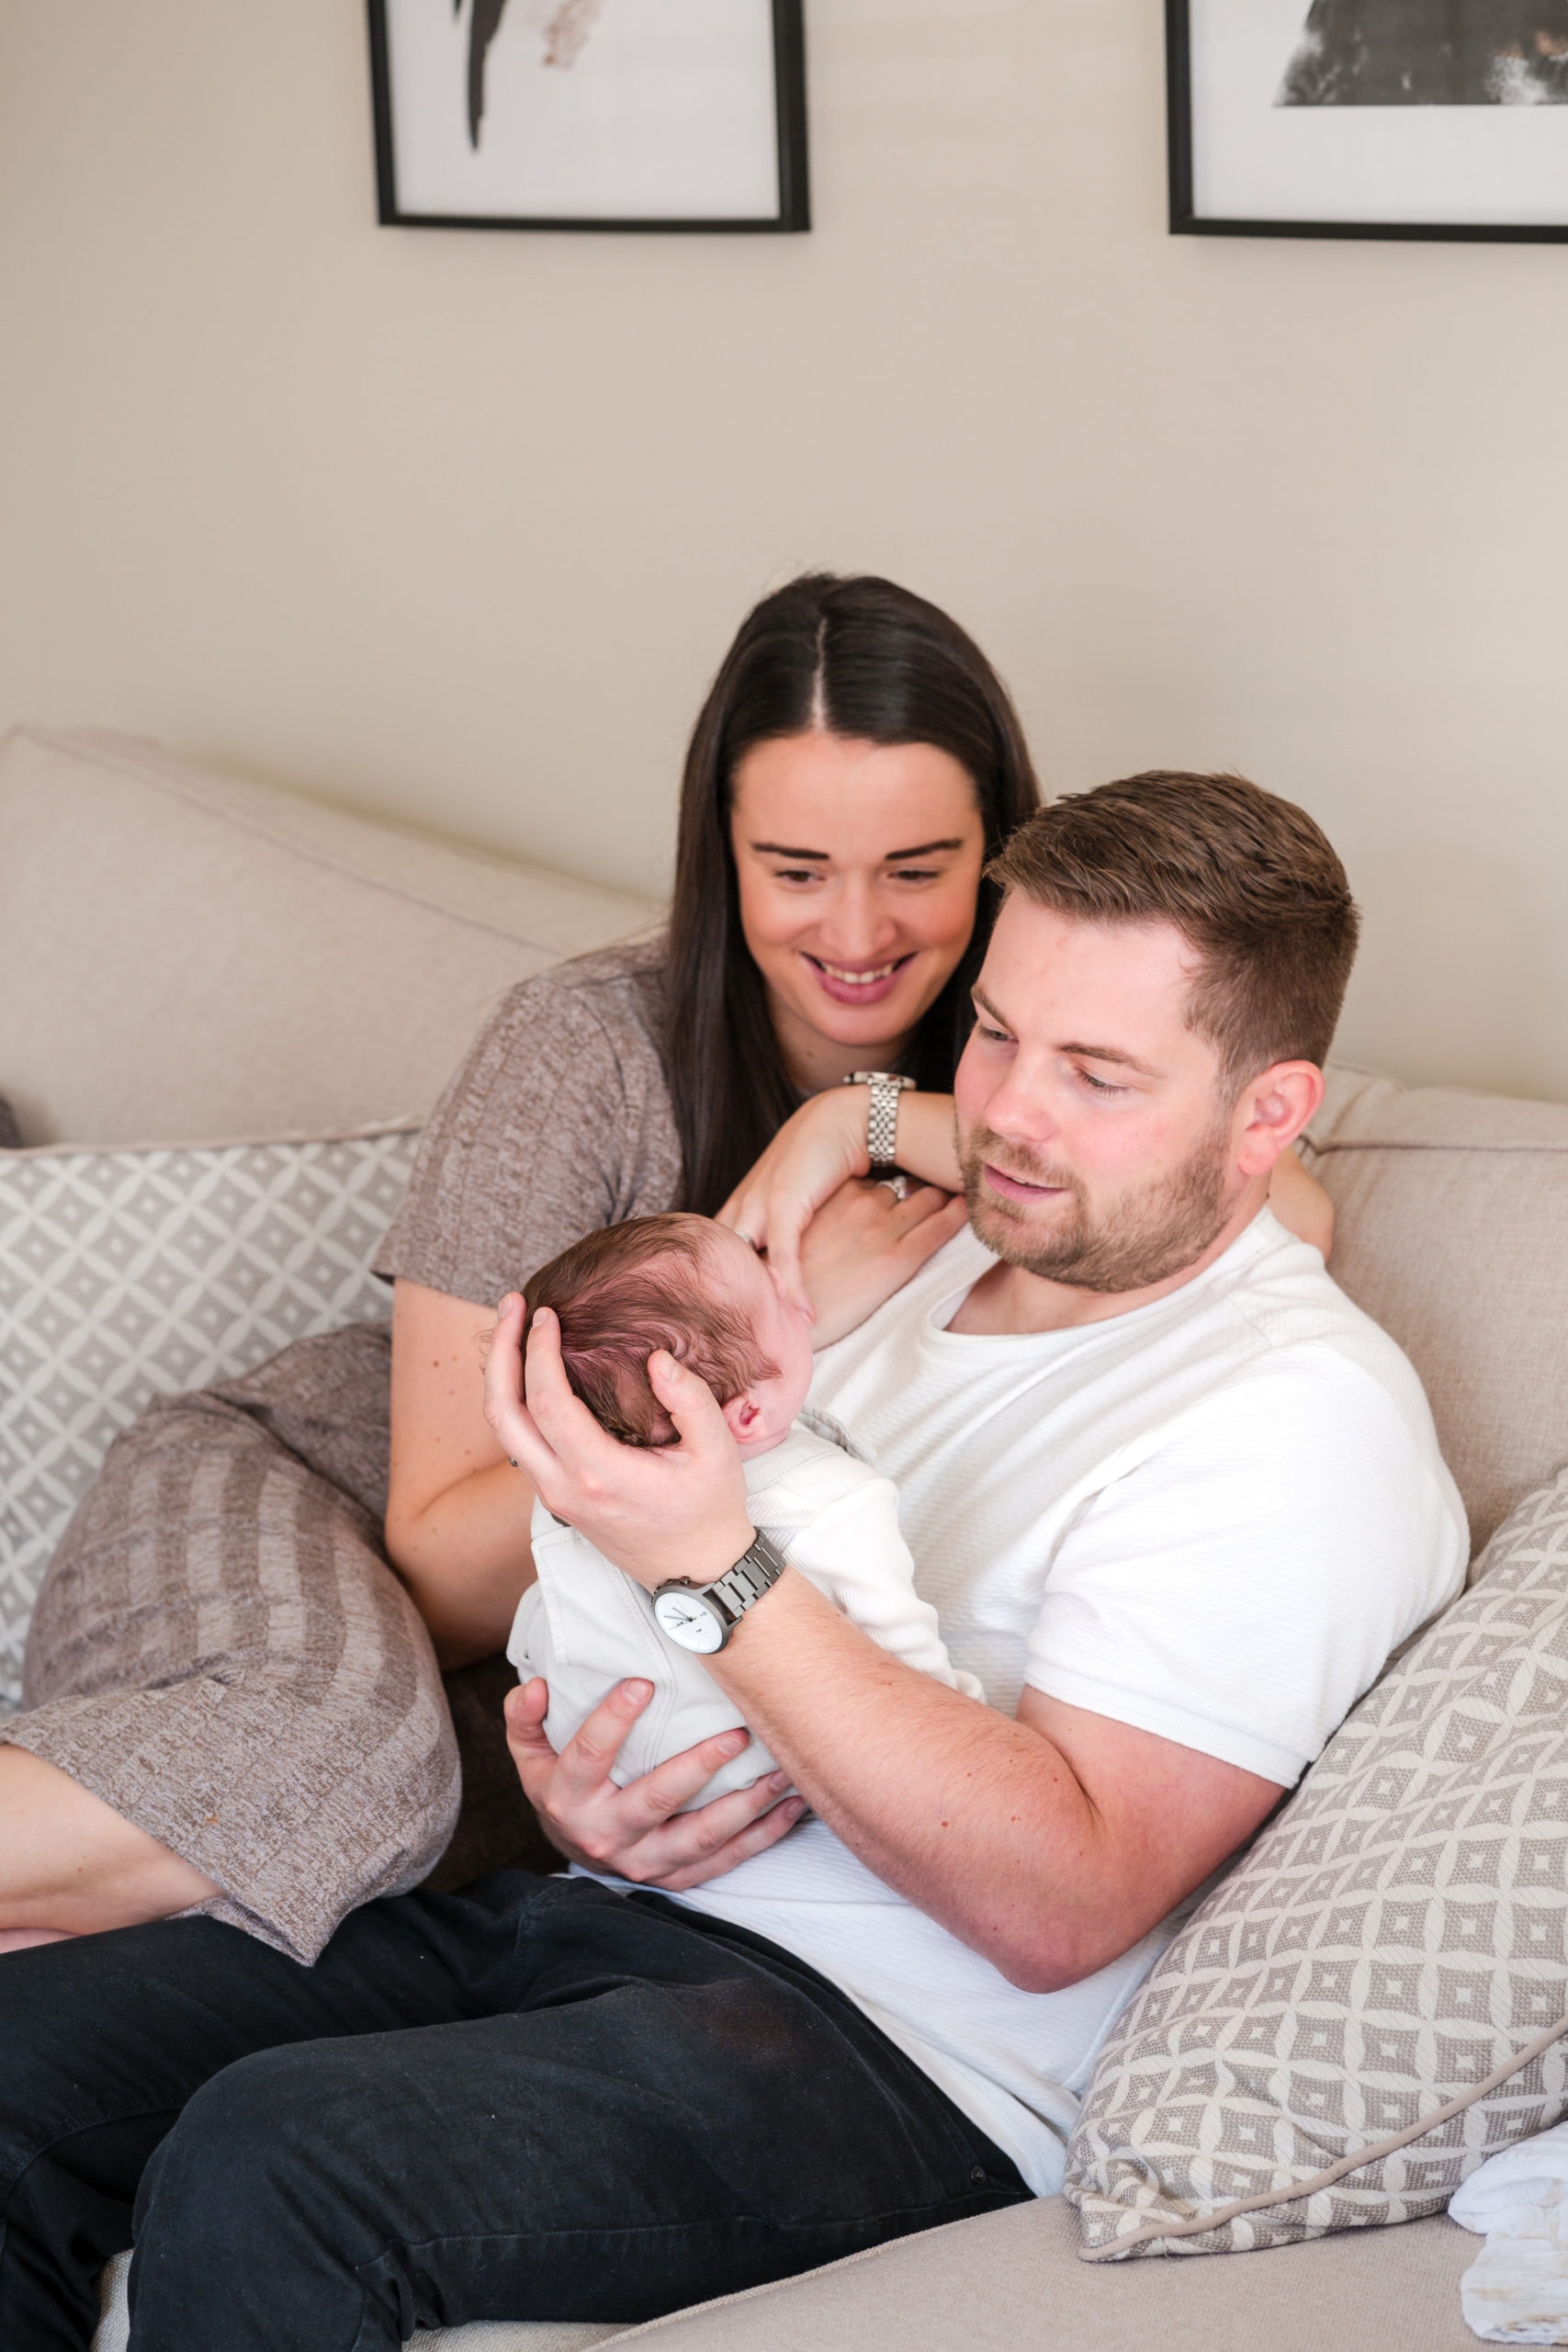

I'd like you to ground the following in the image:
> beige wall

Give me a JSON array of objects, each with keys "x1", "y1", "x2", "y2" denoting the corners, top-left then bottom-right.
[{"x1": 2, "y1": 1, "x2": 1564, "y2": 1099}]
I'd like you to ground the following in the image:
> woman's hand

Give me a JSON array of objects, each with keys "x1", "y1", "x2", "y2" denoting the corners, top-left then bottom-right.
[
  {"x1": 1268, "y1": 1147, "x2": 1336, "y2": 1261},
  {"x1": 718, "y1": 1090, "x2": 874, "y2": 1311},
  {"x1": 503, "y1": 1677, "x2": 805, "y2": 1891},
  {"x1": 797, "y1": 1177, "x2": 970, "y2": 1348},
  {"x1": 719, "y1": 1087, "x2": 965, "y2": 1313},
  {"x1": 483, "y1": 1295, "x2": 752, "y2": 1591}
]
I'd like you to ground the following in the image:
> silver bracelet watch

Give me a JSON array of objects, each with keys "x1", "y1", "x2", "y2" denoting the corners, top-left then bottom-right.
[
  {"x1": 652, "y1": 1531, "x2": 788, "y2": 1655},
  {"x1": 844, "y1": 1069, "x2": 915, "y2": 1171}
]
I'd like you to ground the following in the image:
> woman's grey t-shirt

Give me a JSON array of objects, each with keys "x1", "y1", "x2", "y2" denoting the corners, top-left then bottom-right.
[{"x1": 378, "y1": 937, "x2": 682, "y2": 1305}]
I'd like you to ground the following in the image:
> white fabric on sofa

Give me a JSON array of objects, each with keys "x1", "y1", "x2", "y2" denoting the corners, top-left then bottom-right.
[{"x1": 0, "y1": 728, "x2": 661, "y2": 1148}]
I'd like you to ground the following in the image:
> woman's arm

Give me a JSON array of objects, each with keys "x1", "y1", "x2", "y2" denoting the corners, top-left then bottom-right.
[
  {"x1": 1268, "y1": 1147, "x2": 1335, "y2": 1258},
  {"x1": 719, "y1": 1086, "x2": 961, "y2": 1308},
  {"x1": 385, "y1": 1280, "x2": 538, "y2": 1669}
]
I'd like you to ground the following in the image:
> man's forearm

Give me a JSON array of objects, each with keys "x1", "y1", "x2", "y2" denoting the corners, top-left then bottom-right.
[{"x1": 707, "y1": 1571, "x2": 1134, "y2": 1994}]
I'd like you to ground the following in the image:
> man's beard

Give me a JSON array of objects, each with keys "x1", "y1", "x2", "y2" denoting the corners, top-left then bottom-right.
[{"x1": 959, "y1": 1117, "x2": 1235, "y2": 1295}]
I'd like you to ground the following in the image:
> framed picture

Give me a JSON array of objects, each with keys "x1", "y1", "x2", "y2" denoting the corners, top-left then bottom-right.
[
  {"x1": 1168, "y1": 0, "x2": 1568, "y2": 241},
  {"x1": 367, "y1": 0, "x2": 808, "y2": 232}
]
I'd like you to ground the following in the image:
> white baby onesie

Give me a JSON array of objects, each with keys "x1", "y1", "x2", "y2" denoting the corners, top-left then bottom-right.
[{"x1": 507, "y1": 1416, "x2": 983, "y2": 1807}]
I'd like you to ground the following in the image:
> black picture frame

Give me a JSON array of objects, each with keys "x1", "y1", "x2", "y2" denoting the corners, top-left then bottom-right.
[
  {"x1": 367, "y1": 0, "x2": 808, "y2": 233},
  {"x1": 1167, "y1": 0, "x2": 1568, "y2": 244}
]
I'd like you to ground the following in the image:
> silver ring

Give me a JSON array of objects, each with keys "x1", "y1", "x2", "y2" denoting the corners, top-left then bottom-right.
[
  {"x1": 735, "y1": 1228, "x2": 759, "y2": 1252},
  {"x1": 877, "y1": 1174, "x2": 910, "y2": 1203}
]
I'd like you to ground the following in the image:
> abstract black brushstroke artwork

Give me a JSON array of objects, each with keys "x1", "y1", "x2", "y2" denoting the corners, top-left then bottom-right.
[
  {"x1": 367, "y1": 0, "x2": 807, "y2": 231},
  {"x1": 1280, "y1": 0, "x2": 1568, "y2": 105},
  {"x1": 463, "y1": 1, "x2": 604, "y2": 148},
  {"x1": 1168, "y1": 0, "x2": 1568, "y2": 237}
]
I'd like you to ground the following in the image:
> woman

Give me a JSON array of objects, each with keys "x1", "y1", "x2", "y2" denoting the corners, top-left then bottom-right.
[{"x1": 0, "y1": 571, "x2": 1329, "y2": 1958}]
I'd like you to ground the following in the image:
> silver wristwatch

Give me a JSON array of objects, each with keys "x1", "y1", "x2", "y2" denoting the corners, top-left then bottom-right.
[
  {"x1": 844, "y1": 1070, "x2": 915, "y2": 1171},
  {"x1": 652, "y1": 1531, "x2": 788, "y2": 1656}
]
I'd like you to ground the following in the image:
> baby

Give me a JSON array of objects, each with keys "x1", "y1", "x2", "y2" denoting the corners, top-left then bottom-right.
[{"x1": 506, "y1": 1212, "x2": 980, "y2": 1808}]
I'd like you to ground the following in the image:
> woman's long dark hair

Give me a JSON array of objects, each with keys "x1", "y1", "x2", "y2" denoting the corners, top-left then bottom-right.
[{"x1": 665, "y1": 573, "x2": 1043, "y2": 1214}]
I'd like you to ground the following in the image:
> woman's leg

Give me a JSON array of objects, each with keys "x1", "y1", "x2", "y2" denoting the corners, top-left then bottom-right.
[
  {"x1": 8, "y1": 1340, "x2": 460, "y2": 1963},
  {"x1": 0, "y1": 1747, "x2": 216, "y2": 1942}
]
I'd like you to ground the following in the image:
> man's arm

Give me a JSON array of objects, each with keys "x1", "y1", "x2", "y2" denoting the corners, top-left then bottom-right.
[
  {"x1": 484, "y1": 1305, "x2": 1282, "y2": 1987},
  {"x1": 704, "y1": 1570, "x2": 1280, "y2": 1992}
]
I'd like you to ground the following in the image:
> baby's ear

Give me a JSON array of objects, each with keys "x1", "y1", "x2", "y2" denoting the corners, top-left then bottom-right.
[{"x1": 721, "y1": 1393, "x2": 761, "y2": 1443}]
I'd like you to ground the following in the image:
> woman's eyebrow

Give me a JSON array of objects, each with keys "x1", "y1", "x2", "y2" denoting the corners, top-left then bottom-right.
[
  {"x1": 747, "y1": 838, "x2": 967, "y2": 861},
  {"x1": 883, "y1": 838, "x2": 967, "y2": 860}
]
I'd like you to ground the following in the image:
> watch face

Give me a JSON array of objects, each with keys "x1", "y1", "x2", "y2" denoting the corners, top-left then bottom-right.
[{"x1": 653, "y1": 1588, "x2": 726, "y2": 1656}]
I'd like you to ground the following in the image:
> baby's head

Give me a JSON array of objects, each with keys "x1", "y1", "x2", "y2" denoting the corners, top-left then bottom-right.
[{"x1": 522, "y1": 1213, "x2": 814, "y2": 1456}]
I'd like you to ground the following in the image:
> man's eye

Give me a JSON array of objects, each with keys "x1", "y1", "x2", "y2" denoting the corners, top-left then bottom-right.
[
  {"x1": 889, "y1": 866, "x2": 941, "y2": 885},
  {"x1": 977, "y1": 1022, "x2": 1013, "y2": 1046},
  {"x1": 1078, "y1": 1069, "x2": 1128, "y2": 1096}
]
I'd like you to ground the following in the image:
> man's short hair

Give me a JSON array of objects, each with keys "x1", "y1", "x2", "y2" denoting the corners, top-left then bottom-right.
[
  {"x1": 987, "y1": 771, "x2": 1359, "y2": 1085},
  {"x1": 522, "y1": 1214, "x2": 775, "y2": 1448}
]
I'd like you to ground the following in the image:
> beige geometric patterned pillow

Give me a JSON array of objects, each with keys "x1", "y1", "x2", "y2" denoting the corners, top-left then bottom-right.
[
  {"x1": 0, "y1": 1125, "x2": 419, "y2": 1708},
  {"x1": 1066, "y1": 1463, "x2": 1568, "y2": 2260}
]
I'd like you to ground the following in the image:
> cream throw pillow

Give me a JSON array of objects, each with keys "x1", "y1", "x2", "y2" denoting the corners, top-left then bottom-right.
[
  {"x1": 0, "y1": 1125, "x2": 418, "y2": 1707},
  {"x1": 1066, "y1": 1464, "x2": 1568, "y2": 2259}
]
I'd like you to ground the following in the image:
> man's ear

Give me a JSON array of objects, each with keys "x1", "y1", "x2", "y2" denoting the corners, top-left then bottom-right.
[
  {"x1": 721, "y1": 1393, "x2": 763, "y2": 1444},
  {"x1": 1233, "y1": 1061, "x2": 1325, "y2": 1178}
]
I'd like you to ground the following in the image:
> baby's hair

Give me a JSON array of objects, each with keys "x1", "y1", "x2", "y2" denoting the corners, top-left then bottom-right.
[{"x1": 522, "y1": 1214, "x2": 777, "y2": 1448}]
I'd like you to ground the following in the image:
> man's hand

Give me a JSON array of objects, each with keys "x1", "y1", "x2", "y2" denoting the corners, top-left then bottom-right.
[
  {"x1": 483, "y1": 1296, "x2": 752, "y2": 1591},
  {"x1": 797, "y1": 1178, "x2": 969, "y2": 1349},
  {"x1": 503, "y1": 1676, "x2": 805, "y2": 1891}
]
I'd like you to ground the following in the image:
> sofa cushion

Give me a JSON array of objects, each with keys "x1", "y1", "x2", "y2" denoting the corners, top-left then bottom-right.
[
  {"x1": 0, "y1": 1124, "x2": 418, "y2": 1706},
  {"x1": 1064, "y1": 1464, "x2": 1568, "y2": 2259},
  {"x1": 604, "y1": 2198, "x2": 1481, "y2": 2351},
  {"x1": 96, "y1": 2202, "x2": 1484, "y2": 2352},
  {"x1": 1304, "y1": 1063, "x2": 1568, "y2": 1557},
  {"x1": 0, "y1": 727, "x2": 661, "y2": 1148},
  {"x1": 0, "y1": 1096, "x2": 20, "y2": 1152}
]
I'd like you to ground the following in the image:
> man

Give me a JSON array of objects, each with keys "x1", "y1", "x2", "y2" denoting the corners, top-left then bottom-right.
[{"x1": 0, "y1": 773, "x2": 1465, "y2": 2350}]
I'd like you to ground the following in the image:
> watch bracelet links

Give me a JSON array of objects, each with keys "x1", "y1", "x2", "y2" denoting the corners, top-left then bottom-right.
[
  {"x1": 845, "y1": 1069, "x2": 915, "y2": 1172},
  {"x1": 710, "y1": 1532, "x2": 788, "y2": 1623}
]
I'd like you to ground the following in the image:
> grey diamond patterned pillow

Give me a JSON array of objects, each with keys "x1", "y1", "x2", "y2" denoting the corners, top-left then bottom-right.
[
  {"x1": 1066, "y1": 1462, "x2": 1568, "y2": 2259},
  {"x1": 0, "y1": 1125, "x2": 419, "y2": 1707}
]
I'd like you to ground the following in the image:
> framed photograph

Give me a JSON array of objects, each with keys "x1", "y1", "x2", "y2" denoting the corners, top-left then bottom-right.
[
  {"x1": 1168, "y1": 0, "x2": 1568, "y2": 241},
  {"x1": 367, "y1": 0, "x2": 808, "y2": 232}
]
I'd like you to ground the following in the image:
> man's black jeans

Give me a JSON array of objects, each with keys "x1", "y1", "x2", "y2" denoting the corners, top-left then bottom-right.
[{"x1": 0, "y1": 1871, "x2": 1029, "y2": 2350}]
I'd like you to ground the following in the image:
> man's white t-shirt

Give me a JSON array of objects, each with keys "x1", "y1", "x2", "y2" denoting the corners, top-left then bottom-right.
[{"x1": 654, "y1": 1210, "x2": 1468, "y2": 2195}]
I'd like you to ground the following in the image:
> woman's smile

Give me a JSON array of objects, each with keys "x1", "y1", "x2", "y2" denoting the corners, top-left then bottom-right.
[{"x1": 800, "y1": 949, "x2": 917, "y2": 1007}]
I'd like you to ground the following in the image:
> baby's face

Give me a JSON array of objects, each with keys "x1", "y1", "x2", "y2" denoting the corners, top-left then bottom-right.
[{"x1": 704, "y1": 1223, "x2": 816, "y2": 1454}]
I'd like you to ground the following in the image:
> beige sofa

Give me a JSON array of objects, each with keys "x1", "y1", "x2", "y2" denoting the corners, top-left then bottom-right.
[{"x1": 4, "y1": 726, "x2": 1565, "y2": 2351}]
